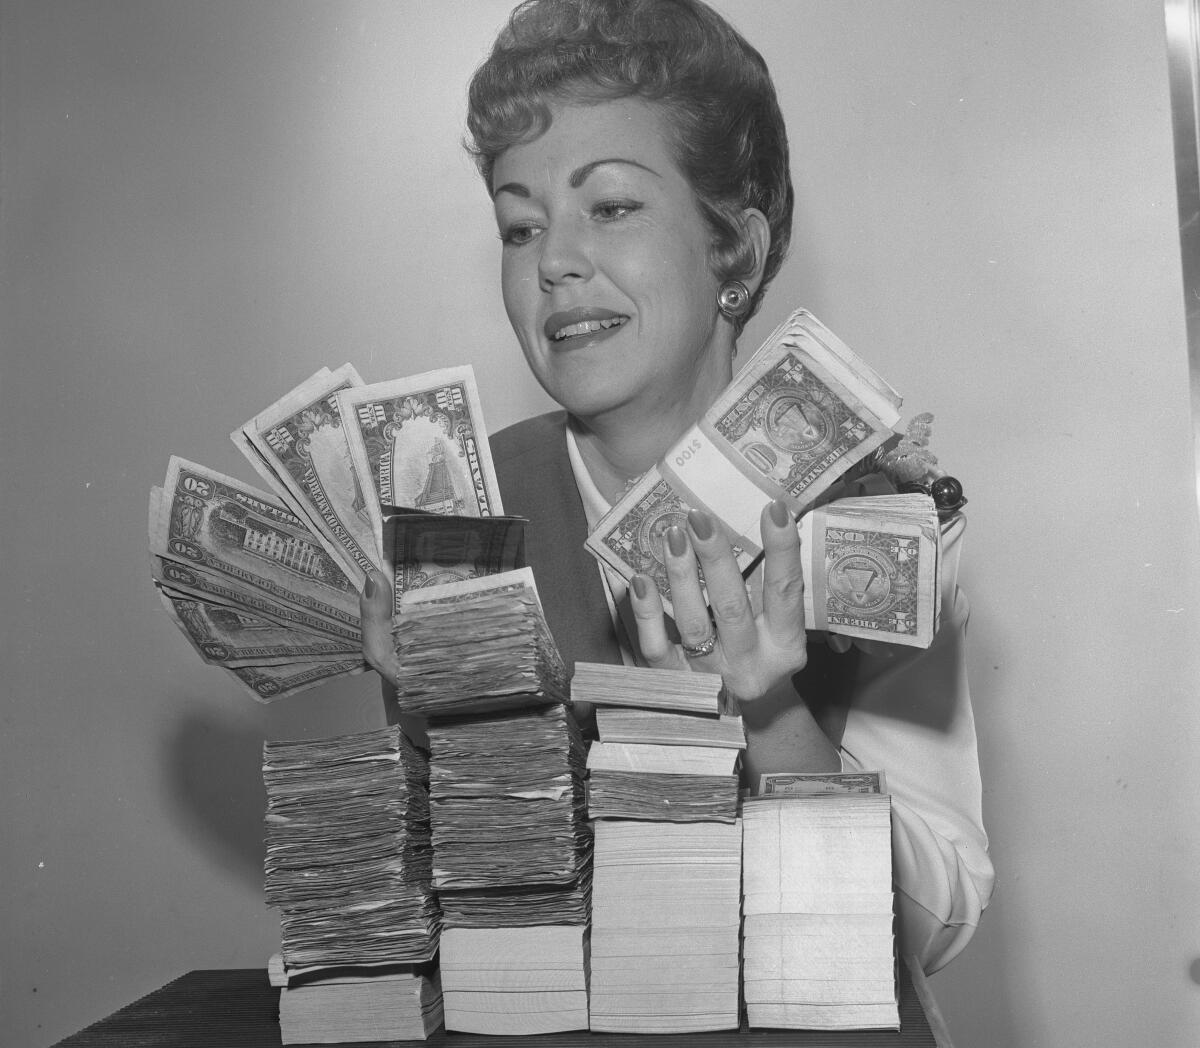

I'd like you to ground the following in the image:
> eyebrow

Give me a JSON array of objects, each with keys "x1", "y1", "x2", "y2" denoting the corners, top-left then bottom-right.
[{"x1": 492, "y1": 157, "x2": 662, "y2": 199}]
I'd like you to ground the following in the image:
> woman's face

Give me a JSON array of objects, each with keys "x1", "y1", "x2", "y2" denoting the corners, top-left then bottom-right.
[{"x1": 491, "y1": 97, "x2": 733, "y2": 424}]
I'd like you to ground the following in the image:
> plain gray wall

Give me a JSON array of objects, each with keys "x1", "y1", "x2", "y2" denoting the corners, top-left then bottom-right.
[{"x1": 3, "y1": 2, "x2": 1199, "y2": 1046}]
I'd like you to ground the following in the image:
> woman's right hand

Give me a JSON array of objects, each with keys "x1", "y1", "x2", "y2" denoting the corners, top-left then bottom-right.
[{"x1": 360, "y1": 569, "x2": 402, "y2": 690}]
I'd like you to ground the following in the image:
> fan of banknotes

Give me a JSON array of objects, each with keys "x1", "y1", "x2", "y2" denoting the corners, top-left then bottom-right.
[{"x1": 149, "y1": 365, "x2": 512, "y2": 701}]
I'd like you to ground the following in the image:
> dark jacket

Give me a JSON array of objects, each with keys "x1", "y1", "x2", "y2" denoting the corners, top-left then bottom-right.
[{"x1": 490, "y1": 411, "x2": 854, "y2": 745}]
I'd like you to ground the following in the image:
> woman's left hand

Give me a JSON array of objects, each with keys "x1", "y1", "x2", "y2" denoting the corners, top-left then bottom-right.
[{"x1": 629, "y1": 500, "x2": 808, "y2": 704}]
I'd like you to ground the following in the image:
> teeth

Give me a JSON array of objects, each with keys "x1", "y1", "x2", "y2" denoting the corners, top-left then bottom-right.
[{"x1": 553, "y1": 317, "x2": 627, "y2": 341}]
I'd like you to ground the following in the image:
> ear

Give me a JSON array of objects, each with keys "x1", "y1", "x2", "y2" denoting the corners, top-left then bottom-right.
[
  {"x1": 714, "y1": 207, "x2": 772, "y2": 293},
  {"x1": 738, "y1": 207, "x2": 771, "y2": 295}
]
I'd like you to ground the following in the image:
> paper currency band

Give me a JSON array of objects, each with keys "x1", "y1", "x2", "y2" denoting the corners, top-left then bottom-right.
[{"x1": 809, "y1": 505, "x2": 829, "y2": 633}]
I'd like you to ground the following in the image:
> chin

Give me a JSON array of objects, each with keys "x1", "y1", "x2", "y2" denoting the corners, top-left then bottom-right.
[
  {"x1": 528, "y1": 359, "x2": 624, "y2": 418},
  {"x1": 544, "y1": 378, "x2": 635, "y2": 421}
]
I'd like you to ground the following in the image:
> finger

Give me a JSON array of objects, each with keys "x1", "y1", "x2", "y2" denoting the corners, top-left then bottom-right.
[
  {"x1": 686, "y1": 508, "x2": 756, "y2": 656},
  {"x1": 360, "y1": 569, "x2": 402, "y2": 685},
  {"x1": 760, "y1": 499, "x2": 807, "y2": 647},
  {"x1": 661, "y1": 523, "x2": 718, "y2": 657},
  {"x1": 628, "y1": 573, "x2": 688, "y2": 670}
]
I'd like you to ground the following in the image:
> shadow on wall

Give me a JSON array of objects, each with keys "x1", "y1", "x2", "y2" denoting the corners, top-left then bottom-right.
[{"x1": 163, "y1": 710, "x2": 267, "y2": 890}]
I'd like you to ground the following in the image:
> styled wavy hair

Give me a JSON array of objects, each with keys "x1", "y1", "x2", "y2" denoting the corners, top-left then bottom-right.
[{"x1": 466, "y1": 0, "x2": 793, "y2": 330}]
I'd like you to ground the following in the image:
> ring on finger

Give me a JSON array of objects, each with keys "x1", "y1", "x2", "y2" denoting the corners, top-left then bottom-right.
[{"x1": 681, "y1": 631, "x2": 718, "y2": 658}]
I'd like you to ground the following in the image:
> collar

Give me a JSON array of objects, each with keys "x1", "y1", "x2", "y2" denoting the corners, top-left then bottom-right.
[{"x1": 565, "y1": 423, "x2": 613, "y2": 529}]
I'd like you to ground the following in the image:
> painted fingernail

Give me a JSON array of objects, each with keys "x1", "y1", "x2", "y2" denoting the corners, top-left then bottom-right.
[
  {"x1": 630, "y1": 574, "x2": 648, "y2": 600},
  {"x1": 769, "y1": 499, "x2": 791, "y2": 527},
  {"x1": 666, "y1": 525, "x2": 688, "y2": 557},
  {"x1": 687, "y1": 509, "x2": 714, "y2": 541},
  {"x1": 363, "y1": 573, "x2": 376, "y2": 599}
]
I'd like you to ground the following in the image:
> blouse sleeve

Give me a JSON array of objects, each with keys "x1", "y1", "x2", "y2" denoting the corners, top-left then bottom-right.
[{"x1": 837, "y1": 515, "x2": 995, "y2": 973}]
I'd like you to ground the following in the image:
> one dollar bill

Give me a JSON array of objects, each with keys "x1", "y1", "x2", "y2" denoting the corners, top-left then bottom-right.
[
  {"x1": 800, "y1": 494, "x2": 940, "y2": 648},
  {"x1": 758, "y1": 770, "x2": 887, "y2": 796}
]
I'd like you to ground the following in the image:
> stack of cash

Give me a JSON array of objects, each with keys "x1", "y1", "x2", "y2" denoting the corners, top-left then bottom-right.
[
  {"x1": 150, "y1": 364, "x2": 508, "y2": 700},
  {"x1": 392, "y1": 568, "x2": 567, "y2": 716},
  {"x1": 577, "y1": 663, "x2": 740, "y2": 823},
  {"x1": 585, "y1": 309, "x2": 944, "y2": 649},
  {"x1": 570, "y1": 661, "x2": 724, "y2": 714},
  {"x1": 589, "y1": 820, "x2": 743, "y2": 1033},
  {"x1": 741, "y1": 794, "x2": 899, "y2": 1030},
  {"x1": 799, "y1": 493, "x2": 941, "y2": 648},
  {"x1": 426, "y1": 705, "x2": 591, "y2": 1035},
  {"x1": 271, "y1": 956, "x2": 443, "y2": 1045},
  {"x1": 426, "y1": 705, "x2": 589, "y2": 897},
  {"x1": 438, "y1": 927, "x2": 589, "y2": 1036},
  {"x1": 582, "y1": 664, "x2": 745, "y2": 1033},
  {"x1": 262, "y1": 727, "x2": 441, "y2": 974}
]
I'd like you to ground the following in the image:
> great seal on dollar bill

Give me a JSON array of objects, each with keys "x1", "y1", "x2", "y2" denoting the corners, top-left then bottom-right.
[
  {"x1": 712, "y1": 353, "x2": 876, "y2": 501},
  {"x1": 824, "y1": 528, "x2": 919, "y2": 634}
]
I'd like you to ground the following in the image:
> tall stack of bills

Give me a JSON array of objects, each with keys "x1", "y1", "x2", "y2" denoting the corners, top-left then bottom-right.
[
  {"x1": 399, "y1": 574, "x2": 588, "y2": 1035},
  {"x1": 741, "y1": 794, "x2": 899, "y2": 1030},
  {"x1": 578, "y1": 663, "x2": 745, "y2": 1033},
  {"x1": 261, "y1": 727, "x2": 442, "y2": 1043}
]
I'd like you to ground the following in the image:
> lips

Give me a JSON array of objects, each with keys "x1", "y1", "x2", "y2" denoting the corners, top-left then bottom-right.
[{"x1": 544, "y1": 308, "x2": 630, "y2": 344}]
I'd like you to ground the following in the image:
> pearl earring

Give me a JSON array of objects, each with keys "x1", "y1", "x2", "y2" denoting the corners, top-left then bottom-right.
[{"x1": 716, "y1": 280, "x2": 751, "y2": 321}]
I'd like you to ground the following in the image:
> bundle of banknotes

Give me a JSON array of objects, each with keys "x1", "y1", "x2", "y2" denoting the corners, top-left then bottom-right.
[
  {"x1": 798, "y1": 493, "x2": 941, "y2": 648},
  {"x1": 427, "y1": 705, "x2": 592, "y2": 1036},
  {"x1": 262, "y1": 727, "x2": 441, "y2": 971},
  {"x1": 149, "y1": 365, "x2": 510, "y2": 700},
  {"x1": 585, "y1": 309, "x2": 950, "y2": 647},
  {"x1": 392, "y1": 567, "x2": 566, "y2": 716},
  {"x1": 426, "y1": 704, "x2": 590, "y2": 906},
  {"x1": 741, "y1": 794, "x2": 899, "y2": 1030}
]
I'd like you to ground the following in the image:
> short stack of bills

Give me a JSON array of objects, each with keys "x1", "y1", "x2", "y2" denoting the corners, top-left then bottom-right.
[
  {"x1": 270, "y1": 956, "x2": 443, "y2": 1045},
  {"x1": 439, "y1": 926, "x2": 589, "y2": 1037},
  {"x1": 800, "y1": 493, "x2": 941, "y2": 648},
  {"x1": 577, "y1": 662, "x2": 739, "y2": 823},
  {"x1": 581, "y1": 663, "x2": 744, "y2": 1033},
  {"x1": 392, "y1": 567, "x2": 567, "y2": 716},
  {"x1": 741, "y1": 794, "x2": 899, "y2": 1031}
]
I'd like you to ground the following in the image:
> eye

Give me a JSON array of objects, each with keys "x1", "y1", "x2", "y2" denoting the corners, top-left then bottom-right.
[
  {"x1": 499, "y1": 222, "x2": 542, "y2": 247},
  {"x1": 592, "y1": 199, "x2": 641, "y2": 222}
]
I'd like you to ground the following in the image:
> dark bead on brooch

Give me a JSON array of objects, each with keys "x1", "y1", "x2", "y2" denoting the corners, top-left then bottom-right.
[
  {"x1": 899, "y1": 475, "x2": 966, "y2": 520},
  {"x1": 931, "y1": 475, "x2": 966, "y2": 516}
]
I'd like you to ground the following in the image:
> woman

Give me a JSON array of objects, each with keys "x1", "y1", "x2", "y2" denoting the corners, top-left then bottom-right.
[{"x1": 363, "y1": 0, "x2": 993, "y2": 974}]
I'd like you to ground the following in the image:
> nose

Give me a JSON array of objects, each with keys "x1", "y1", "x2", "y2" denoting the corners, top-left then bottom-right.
[{"x1": 537, "y1": 220, "x2": 593, "y2": 291}]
